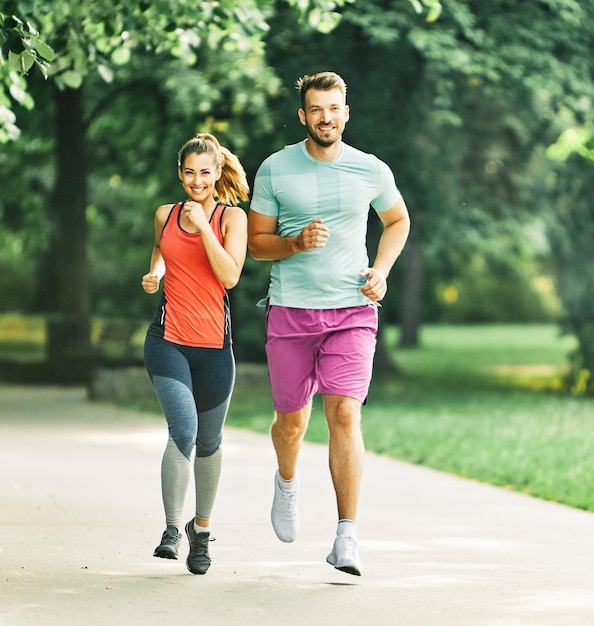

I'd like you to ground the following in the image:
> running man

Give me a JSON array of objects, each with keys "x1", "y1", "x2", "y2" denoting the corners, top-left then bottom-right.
[{"x1": 248, "y1": 71, "x2": 410, "y2": 575}]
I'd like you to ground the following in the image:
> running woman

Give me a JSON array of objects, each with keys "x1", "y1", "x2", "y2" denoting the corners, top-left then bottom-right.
[{"x1": 142, "y1": 133, "x2": 249, "y2": 574}]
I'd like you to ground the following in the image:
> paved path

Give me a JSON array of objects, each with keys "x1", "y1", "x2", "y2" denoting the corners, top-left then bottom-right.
[{"x1": 1, "y1": 384, "x2": 594, "y2": 626}]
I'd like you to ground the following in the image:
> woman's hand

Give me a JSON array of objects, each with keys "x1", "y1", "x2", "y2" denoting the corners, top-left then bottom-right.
[
  {"x1": 142, "y1": 272, "x2": 161, "y2": 294},
  {"x1": 182, "y1": 201, "x2": 209, "y2": 232}
]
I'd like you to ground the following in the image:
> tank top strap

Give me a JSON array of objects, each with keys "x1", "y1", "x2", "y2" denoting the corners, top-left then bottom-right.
[
  {"x1": 162, "y1": 202, "x2": 182, "y2": 234},
  {"x1": 210, "y1": 202, "x2": 227, "y2": 241},
  {"x1": 212, "y1": 202, "x2": 227, "y2": 222}
]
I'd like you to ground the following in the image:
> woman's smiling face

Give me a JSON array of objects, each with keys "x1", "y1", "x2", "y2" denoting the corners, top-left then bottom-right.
[{"x1": 178, "y1": 152, "x2": 221, "y2": 203}]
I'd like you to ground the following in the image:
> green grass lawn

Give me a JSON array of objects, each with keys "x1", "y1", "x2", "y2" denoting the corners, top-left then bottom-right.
[
  {"x1": 367, "y1": 324, "x2": 594, "y2": 511},
  {"x1": 1, "y1": 315, "x2": 593, "y2": 512}
]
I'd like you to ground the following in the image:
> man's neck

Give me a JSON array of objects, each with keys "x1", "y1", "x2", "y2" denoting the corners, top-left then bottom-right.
[{"x1": 304, "y1": 138, "x2": 343, "y2": 162}]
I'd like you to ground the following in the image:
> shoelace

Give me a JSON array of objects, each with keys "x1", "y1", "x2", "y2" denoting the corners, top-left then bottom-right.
[
  {"x1": 189, "y1": 534, "x2": 215, "y2": 554},
  {"x1": 335, "y1": 535, "x2": 359, "y2": 556},
  {"x1": 161, "y1": 529, "x2": 180, "y2": 544},
  {"x1": 280, "y1": 488, "x2": 298, "y2": 512}
]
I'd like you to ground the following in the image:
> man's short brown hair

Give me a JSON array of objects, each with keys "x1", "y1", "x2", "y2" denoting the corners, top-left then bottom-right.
[{"x1": 296, "y1": 71, "x2": 347, "y2": 108}]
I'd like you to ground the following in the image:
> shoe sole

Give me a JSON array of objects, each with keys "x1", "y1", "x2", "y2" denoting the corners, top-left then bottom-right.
[
  {"x1": 334, "y1": 563, "x2": 361, "y2": 576},
  {"x1": 326, "y1": 553, "x2": 362, "y2": 576},
  {"x1": 185, "y1": 557, "x2": 209, "y2": 574},
  {"x1": 153, "y1": 548, "x2": 179, "y2": 560}
]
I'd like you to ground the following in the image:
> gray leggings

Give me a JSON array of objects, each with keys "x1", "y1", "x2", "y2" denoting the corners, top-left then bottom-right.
[{"x1": 144, "y1": 334, "x2": 235, "y2": 525}]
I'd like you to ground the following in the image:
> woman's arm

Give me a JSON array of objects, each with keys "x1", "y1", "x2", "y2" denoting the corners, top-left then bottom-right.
[
  {"x1": 141, "y1": 204, "x2": 171, "y2": 294},
  {"x1": 200, "y1": 206, "x2": 248, "y2": 289}
]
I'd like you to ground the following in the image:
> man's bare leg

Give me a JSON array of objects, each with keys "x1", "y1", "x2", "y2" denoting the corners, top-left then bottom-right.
[
  {"x1": 323, "y1": 394, "x2": 364, "y2": 520},
  {"x1": 323, "y1": 394, "x2": 364, "y2": 575},
  {"x1": 270, "y1": 402, "x2": 312, "y2": 542},
  {"x1": 271, "y1": 402, "x2": 312, "y2": 480}
]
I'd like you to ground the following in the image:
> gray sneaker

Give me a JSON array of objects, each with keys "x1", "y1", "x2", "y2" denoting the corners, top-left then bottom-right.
[
  {"x1": 271, "y1": 470, "x2": 299, "y2": 543},
  {"x1": 326, "y1": 535, "x2": 362, "y2": 576},
  {"x1": 153, "y1": 526, "x2": 182, "y2": 559},
  {"x1": 184, "y1": 520, "x2": 213, "y2": 575}
]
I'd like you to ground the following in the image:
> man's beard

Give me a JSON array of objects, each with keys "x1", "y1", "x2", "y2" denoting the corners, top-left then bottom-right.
[{"x1": 307, "y1": 125, "x2": 339, "y2": 148}]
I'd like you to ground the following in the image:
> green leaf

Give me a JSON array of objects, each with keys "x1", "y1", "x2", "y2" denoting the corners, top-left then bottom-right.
[
  {"x1": 426, "y1": 4, "x2": 442, "y2": 23},
  {"x1": 60, "y1": 70, "x2": 83, "y2": 89},
  {"x1": 308, "y1": 9, "x2": 341, "y2": 34},
  {"x1": 111, "y1": 46, "x2": 131, "y2": 65},
  {"x1": 19, "y1": 51, "x2": 35, "y2": 73},
  {"x1": 409, "y1": 0, "x2": 423, "y2": 14},
  {"x1": 97, "y1": 64, "x2": 114, "y2": 83},
  {"x1": 7, "y1": 51, "x2": 21, "y2": 69},
  {"x1": 8, "y1": 79, "x2": 27, "y2": 103},
  {"x1": 34, "y1": 59, "x2": 50, "y2": 79},
  {"x1": 35, "y1": 39, "x2": 54, "y2": 62}
]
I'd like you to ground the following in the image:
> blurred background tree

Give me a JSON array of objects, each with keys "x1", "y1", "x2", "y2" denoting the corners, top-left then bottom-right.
[
  {"x1": 0, "y1": 0, "x2": 354, "y2": 377},
  {"x1": 1, "y1": 0, "x2": 593, "y2": 392},
  {"x1": 257, "y1": 0, "x2": 594, "y2": 385}
]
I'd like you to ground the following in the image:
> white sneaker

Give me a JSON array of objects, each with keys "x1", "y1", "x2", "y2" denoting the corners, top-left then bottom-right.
[
  {"x1": 326, "y1": 535, "x2": 362, "y2": 576},
  {"x1": 271, "y1": 470, "x2": 299, "y2": 542}
]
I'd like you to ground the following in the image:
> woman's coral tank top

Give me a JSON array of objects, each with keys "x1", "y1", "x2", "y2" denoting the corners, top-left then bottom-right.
[{"x1": 158, "y1": 202, "x2": 230, "y2": 348}]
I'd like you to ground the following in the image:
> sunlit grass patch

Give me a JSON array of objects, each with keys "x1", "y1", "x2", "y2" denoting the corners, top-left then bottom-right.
[
  {"x1": 0, "y1": 313, "x2": 46, "y2": 343},
  {"x1": 489, "y1": 363, "x2": 567, "y2": 392},
  {"x1": 0, "y1": 314, "x2": 46, "y2": 361}
]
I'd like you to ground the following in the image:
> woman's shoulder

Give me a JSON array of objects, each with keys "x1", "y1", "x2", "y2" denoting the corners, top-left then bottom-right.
[
  {"x1": 156, "y1": 201, "x2": 178, "y2": 214},
  {"x1": 220, "y1": 204, "x2": 247, "y2": 233},
  {"x1": 155, "y1": 202, "x2": 178, "y2": 224},
  {"x1": 221, "y1": 204, "x2": 247, "y2": 219}
]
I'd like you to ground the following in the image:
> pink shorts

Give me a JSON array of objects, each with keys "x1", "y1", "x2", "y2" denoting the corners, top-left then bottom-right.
[{"x1": 265, "y1": 305, "x2": 378, "y2": 413}]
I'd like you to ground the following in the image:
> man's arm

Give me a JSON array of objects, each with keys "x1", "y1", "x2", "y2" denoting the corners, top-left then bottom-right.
[
  {"x1": 248, "y1": 211, "x2": 330, "y2": 261},
  {"x1": 359, "y1": 196, "x2": 410, "y2": 302}
]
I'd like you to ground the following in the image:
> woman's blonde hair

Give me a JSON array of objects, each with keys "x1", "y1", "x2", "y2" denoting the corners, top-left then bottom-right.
[{"x1": 177, "y1": 133, "x2": 249, "y2": 205}]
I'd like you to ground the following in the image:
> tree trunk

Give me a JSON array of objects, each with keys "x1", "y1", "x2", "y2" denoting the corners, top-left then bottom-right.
[
  {"x1": 398, "y1": 237, "x2": 425, "y2": 348},
  {"x1": 373, "y1": 322, "x2": 400, "y2": 375},
  {"x1": 45, "y1": 86, "x2": 92, "y2": 383}
]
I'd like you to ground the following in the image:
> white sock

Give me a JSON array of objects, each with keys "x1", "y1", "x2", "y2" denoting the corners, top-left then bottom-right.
[
  {"x1": 337, "y1": 519, "x2": 357, "y2": 539},
  {"x1": 194, "y1": 521, "x2": 210, "y2": 535},
  {"x1": 278, "y1": 471, "x2": 298, "y2": 489}
]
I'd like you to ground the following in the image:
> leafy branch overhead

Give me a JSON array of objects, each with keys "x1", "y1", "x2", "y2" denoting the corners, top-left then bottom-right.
[
  {"x1": 0, "y1": 11, "x2": 53, "y2": 140},
  {"x1": 1, "y1": 0, "x2": 442, "y2": 141}
]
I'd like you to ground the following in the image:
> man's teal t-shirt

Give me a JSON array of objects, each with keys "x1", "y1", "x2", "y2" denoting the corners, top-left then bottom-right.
[{"x1": 250, "y1": 140, "x2": 401, "y2": 309}]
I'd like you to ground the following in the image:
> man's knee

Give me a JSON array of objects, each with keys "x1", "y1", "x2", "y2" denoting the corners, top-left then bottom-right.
[
  {"x1": 324, "y1": 395, "x2": 362, "y2": 430},
  {"x1": 272, "y1": 408, "x2": 310, "y2": 440}
]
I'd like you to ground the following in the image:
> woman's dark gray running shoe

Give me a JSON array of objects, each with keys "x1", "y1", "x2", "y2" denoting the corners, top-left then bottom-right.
[
  {"x1": 153, "y1": 526, "x2": 182, "y2": 559},
  {"x1": 184, "y1": 520, "x2": 213, "y2": 574}
]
